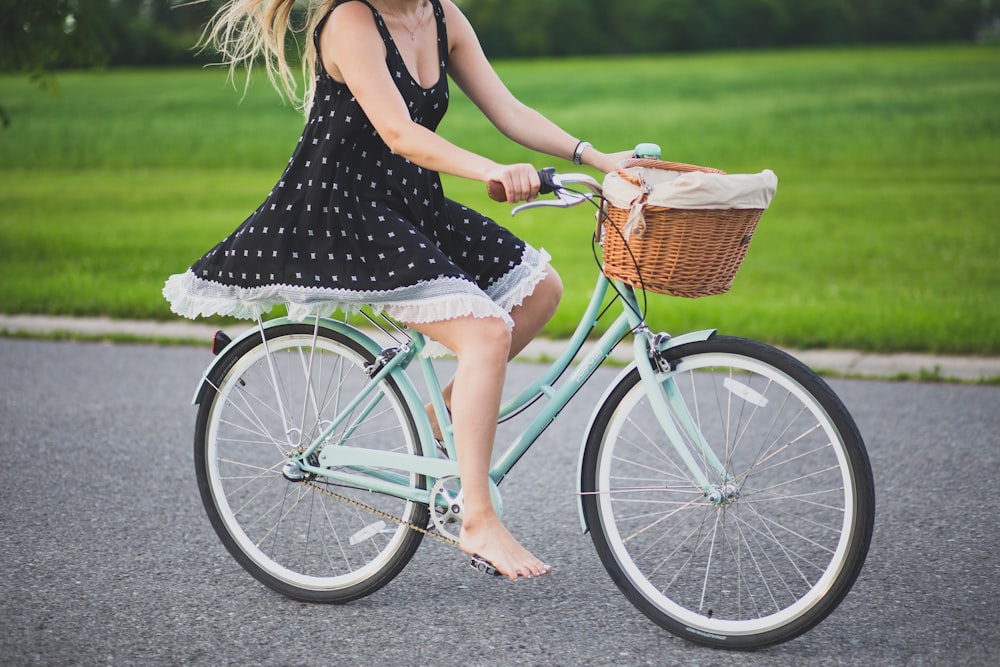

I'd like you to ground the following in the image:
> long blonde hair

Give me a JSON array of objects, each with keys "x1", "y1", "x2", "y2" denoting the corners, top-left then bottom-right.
[{"x1": 200, "y1": 0, "x2": 336, "y2": 113}]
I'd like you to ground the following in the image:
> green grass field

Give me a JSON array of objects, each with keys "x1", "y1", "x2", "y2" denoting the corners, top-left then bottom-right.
[{"x1": 1, "y1": 45, "x2": 998, "y2": 353}]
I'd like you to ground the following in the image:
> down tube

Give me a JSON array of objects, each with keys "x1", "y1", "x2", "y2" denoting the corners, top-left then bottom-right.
[
  {"x1": 489, "y1": 276, "x2": 627, "y2": 484},
  {"x1": 499, "y1": 274, "x2": 613, "y2": 415}
]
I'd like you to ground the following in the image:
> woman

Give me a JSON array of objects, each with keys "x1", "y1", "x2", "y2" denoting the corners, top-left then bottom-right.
[{"x1": 164, "y1": 0, "x2": 629, "y2": 581}]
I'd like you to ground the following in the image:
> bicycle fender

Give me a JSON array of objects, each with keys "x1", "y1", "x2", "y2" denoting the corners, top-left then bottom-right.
[
  {"x1": 575, "y1": 329, "x2": 716, "y2": 533},
  {"x1": 190, "y1": 317, "x2": 387, "y2": 405}
]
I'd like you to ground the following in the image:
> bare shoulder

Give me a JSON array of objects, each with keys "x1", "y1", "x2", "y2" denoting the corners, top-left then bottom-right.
[
  {"x1": 324, "y1": 0, "x2": 378, "y2": 36},
  {"x1": 320, "y1": 1, "x2": 384, "y2": 81},
  {"x1": 321, "y1": 1, "x2": 384, "y2": 49}
]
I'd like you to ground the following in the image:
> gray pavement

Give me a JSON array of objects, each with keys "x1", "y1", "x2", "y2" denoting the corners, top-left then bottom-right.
[
  {"x1": 2, "y1": 337, "x2": 999, "y2": 666},
  {"x1": 2, "y1": 313, "x2": 999, "y2": 382}
]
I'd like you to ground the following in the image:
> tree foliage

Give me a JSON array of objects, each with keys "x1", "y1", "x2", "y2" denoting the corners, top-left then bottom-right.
[
  {"x1": 0, "y1": 0, "x2": 995, "y2": 72},
  {"x1": 459, "y1": 0, "x2": 996, "y2": 57},
  {"x1": 0, "y1": 0, "x2": 217, "y2": 74},
  {"x1": 1, "y1": 0, "x2": 218, "y2": 125}
]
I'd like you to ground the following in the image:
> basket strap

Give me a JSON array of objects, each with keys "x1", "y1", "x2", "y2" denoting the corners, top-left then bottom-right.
[
  {"x1": 617, "y1": 157, "x2": 727, "y2": 174},
  {"x1": 623, "y1": 187, "x2": 649, "y2": 239},
  {"x1": 615, "y1": 158, "x2": 726, "y2": 188}
]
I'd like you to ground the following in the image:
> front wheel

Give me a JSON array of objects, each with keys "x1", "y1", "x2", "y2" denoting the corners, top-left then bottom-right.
[
  {"x1": 194, "y1": 323, "x2": 428, "y2": 603},
  {"x1": 581, "y1": 336, "x2": 874, "y2": 649}
]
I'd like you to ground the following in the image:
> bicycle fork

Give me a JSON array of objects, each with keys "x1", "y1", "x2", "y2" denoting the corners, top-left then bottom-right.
[{"x1": 634, "y1": 330, "x2": 735, "y2": 500}]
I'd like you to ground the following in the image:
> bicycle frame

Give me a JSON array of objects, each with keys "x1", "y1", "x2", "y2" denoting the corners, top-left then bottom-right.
[{"x1": 195, "y1": 272, "x2": 723, "y2": 518}]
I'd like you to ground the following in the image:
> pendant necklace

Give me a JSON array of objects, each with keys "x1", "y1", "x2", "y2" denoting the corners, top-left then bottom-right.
[{"x1": 385, "y1": 1, "x2": 427, "y2": 41}]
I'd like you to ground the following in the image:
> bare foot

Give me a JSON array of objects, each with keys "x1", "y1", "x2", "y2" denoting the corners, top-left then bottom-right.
[{"x1": 460, "y1": 515, "x2": 552, "y2": 581}]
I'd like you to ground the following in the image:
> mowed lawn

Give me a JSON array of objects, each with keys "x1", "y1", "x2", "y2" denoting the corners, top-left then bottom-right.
[{"x1": 1, "y1": 45, "x2": 997, "y2": 354}]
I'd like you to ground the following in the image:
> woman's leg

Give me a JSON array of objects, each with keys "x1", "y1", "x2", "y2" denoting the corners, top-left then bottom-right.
[
  {"x1": 508, "y1": 267, "x2": 564, "y2": 357},
  {"x1": 427, "y1": 267, "x2": 563, "y2": 437},
  {"x1": 406, "y1": 314, "x2": 551, "y2": 580}
]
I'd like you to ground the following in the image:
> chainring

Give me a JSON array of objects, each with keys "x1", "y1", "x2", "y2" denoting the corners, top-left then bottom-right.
[{"x1": 429, "y1": 476, "x2": 464, "y2": 542}]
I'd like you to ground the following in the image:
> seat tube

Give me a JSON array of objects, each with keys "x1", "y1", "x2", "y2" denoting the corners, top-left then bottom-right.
[{"x1": 402, "y1": 331, "x2": 454, "y2": 455}]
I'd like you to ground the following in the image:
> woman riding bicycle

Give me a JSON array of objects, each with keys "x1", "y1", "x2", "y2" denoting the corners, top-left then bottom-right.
[{"x1": 163, "y1": 0, "x2": 630, "y2": 580}]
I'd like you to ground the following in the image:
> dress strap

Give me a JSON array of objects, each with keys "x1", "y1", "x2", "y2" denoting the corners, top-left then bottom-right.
[
  {"x1": 315, "y1": 0, "x2": 449, "y2": 76},
  {"x1": 318, "y1": 1, "x2": 448, "y2": 55},
  {"x1": 429, "y1": 0, "x2": 449, "y2": 68}
]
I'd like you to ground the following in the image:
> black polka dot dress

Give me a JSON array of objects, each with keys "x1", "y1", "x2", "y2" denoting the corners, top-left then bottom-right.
[{"x1": 163, "y1": 0, "x2": 550, "y2": 337}]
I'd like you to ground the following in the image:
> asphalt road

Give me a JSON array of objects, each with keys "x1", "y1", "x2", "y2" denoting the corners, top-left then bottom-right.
[{"x1": 1, "y1": 337, "x2": 998, "y2": 666}]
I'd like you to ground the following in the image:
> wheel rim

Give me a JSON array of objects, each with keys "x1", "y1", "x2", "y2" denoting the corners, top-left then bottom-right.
[
  {"x1": 595, "y1": 352, "x2": 858, "y2": 636},
  {"x1": 204, "y1": 333, "x2": 421, "y2": 592}
]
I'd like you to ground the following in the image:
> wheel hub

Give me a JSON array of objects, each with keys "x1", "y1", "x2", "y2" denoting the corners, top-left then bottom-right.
[
  {"x1": 707, "y1": 483, "x2": 740, "y2": 505},
  {"x1": 281, "y1": 449, "x2": 319, "y2": 482}
]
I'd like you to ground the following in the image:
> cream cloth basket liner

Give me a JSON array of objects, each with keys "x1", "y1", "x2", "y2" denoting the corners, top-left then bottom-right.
[
  {"x1": 602, "y1": 167, "x2": 778, "y2": 240},
  {"x1": 603, "y1": 167, "x2": 778, "y2": 211}
]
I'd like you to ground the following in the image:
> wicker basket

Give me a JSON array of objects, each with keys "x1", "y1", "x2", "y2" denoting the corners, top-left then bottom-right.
[{"x1": 601, "y1": 158, "x2": 766, "y2": 298}]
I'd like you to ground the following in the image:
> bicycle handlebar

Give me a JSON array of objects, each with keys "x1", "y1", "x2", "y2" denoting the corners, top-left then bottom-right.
[
  {"x1": 487, "y1": 168, "x2": 604, "y2": 216},
  {"x1": 487, "y1": 168, "x2": 601, "y2": 199},
  {"x1": 486, "y1": 143, "x2": 661, "y2": 214}
]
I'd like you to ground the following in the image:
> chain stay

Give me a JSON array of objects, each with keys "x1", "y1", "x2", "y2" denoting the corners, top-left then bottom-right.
[{"x1": 302, "y1": 479, "x2": 459, "y2": 547}]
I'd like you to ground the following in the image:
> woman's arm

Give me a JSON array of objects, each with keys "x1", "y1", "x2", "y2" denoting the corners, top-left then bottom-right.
[
  {"x1": 441, "y1": 0, "x2": 629, "y2": 174},
  {"x1": 320, "y1": 2, "x2": 541, "y2": 202}
]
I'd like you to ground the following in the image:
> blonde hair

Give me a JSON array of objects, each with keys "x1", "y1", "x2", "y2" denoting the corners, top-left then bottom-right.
[{"x1": 200, "y1": 0, "x2": 336, "y2": 113}]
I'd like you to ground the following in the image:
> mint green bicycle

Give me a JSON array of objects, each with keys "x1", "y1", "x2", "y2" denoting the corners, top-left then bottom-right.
[{"x1": 191, "y1": 166, "x2": 874, "y2": 650}]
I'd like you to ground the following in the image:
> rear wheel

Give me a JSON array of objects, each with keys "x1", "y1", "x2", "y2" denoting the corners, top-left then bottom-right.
[
  {"x1": 194, "y1": 323, "x2": 428, "y2": 602},
  {"x1": 582, "y1": 336, "x2": 874, "y2": 648}
]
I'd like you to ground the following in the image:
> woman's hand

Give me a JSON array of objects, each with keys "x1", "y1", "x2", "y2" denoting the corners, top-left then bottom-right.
[
  {"x1": 585, "y1": 148, "x2": 636, "y2": 174},
  {"x1": 485, "y1": 163, "x2": 541, "y2": 204}
]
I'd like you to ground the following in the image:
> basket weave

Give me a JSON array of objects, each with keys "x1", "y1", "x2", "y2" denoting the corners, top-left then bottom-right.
[{"x1": 602, "y1": 158, "x2": 765, "y2": 298}]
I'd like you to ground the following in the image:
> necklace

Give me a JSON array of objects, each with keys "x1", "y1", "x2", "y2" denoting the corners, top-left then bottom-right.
[{"x1": 381, "y1": 0, "x2": 427, "y2": 41}]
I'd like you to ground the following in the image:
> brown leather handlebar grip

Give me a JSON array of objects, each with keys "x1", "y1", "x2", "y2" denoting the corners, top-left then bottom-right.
[{"x1": 487, "y1": 180, "x2": 506, "y2": 202}]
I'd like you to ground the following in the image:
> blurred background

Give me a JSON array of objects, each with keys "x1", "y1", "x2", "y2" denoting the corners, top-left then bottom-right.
[
  {"x1": 1, "y1": 1, "x2": 998, "y2": 356},
  {"x1": 2, "y1": 0, "x2": 998, "y2": 75}
]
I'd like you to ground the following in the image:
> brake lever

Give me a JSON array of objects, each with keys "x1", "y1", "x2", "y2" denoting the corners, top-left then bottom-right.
[{"x1": 511, "y1": 189, "x2": 594, "y2": 217}]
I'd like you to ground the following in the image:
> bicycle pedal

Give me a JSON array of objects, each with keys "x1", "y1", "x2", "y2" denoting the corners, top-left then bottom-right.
[
  {"x1": 435, "y1": 438, "x2": 450, "y2": 458},
  {"x1": 469, "y1": 554, "x2": 503, "y2": 577}
]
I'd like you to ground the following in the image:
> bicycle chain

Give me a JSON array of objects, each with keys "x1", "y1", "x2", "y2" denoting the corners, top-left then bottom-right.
[{"x1": 302, "y1": 479, "x2": 459, "y2": 547}]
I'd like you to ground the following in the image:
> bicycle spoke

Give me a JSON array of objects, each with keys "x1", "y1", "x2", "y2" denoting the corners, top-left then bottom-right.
[
  {"x1": 197, "y1": 325, "x2": 427, "y2": 602},
  {"x1": 583, "y1": 337, "x2": 873, "y2": 648}
]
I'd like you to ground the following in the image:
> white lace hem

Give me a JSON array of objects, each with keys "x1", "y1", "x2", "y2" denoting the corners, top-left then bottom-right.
[{"x1": 162, "y1": 247, "x2": 552, "y2": 357}]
